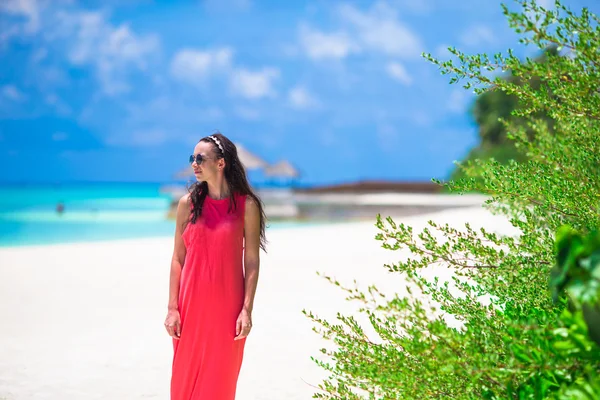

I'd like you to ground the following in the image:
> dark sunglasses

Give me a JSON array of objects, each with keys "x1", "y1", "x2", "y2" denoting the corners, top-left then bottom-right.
[{"x1": 189, "y1": 154, "x2": 210, "y2": 165}]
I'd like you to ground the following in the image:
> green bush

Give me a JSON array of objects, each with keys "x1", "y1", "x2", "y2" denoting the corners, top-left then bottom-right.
[
  {"x1": 448, "y1": 44, "x2": 560, "y2": 185},
  {"x1": 304, "y1": 1, "x2": 600, "y2": 398}
]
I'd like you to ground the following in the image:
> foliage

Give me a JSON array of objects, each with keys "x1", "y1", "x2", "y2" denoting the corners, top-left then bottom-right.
[
  {"x1": 552, "y1": 226, "x2": 600, "y2": 346},
  {"x1": 449, "y1": 46, "x2": 559, "y2": 184},
  {"x1": 547, "y1": 226, "x2": 600, "y2": 398},
  {"x1": 304, "y1": 1, "x2": 600, "y2": 398}
]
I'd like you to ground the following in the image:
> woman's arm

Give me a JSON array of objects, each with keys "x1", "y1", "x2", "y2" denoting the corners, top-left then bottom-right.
[
  {"x1": 234, "y1": 195, "x2": 261, "y2": 340},
  {"x1": 164, "y1": 194, "x2": 189, "y2": 339}
]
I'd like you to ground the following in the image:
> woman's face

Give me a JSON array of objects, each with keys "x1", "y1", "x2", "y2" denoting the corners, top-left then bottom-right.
[{"x1": 191, "y1": 141, "x2": 222, "y2": 181}]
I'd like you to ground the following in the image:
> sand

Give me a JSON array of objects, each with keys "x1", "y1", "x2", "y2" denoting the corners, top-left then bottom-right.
[{"x1": 0, "y1": 205, "x2": 516, "y2": 399}]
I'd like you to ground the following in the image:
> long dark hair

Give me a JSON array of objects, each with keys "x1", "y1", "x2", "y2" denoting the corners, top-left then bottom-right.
[{"x1": 186, "y1": 132, "x2": 268, "y2": 252}]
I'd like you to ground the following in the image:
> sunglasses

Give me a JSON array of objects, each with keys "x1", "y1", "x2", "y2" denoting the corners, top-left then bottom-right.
[{"x1": 189, "y1": 154, "x2": 210, "y2": 165}]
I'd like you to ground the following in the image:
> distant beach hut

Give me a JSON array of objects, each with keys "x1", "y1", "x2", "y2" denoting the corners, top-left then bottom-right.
[
  {"x1": 263, "y1": 160, "x2": 300, "y2": 188},
  {"x1": 235, "y1": 143, "x2": 269, "y2": 170}
]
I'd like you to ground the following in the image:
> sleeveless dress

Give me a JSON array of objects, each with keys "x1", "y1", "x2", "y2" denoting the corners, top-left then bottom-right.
[{"x1": 171, "y1": 192, "x2": 247, "y2": 400}]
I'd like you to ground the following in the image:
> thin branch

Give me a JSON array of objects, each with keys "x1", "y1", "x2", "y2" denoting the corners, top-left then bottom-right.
[{"x1": 529, "y1": 23, "x2": 600, "y2": 70}]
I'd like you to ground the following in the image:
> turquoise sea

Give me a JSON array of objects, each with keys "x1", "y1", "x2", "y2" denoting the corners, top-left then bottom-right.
[{"x1": 0, "y1": 183, "x2": 302, "y2": 247}]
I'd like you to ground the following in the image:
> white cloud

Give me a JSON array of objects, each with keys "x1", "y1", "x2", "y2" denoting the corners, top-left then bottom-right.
[
  {"x1": 170, "y1": 47, "x2": 278, "y2": 101},
  {"x1": 170, "y1": 47, "x2": 233, "y2": 85},
  {"x1": 52, "y1": 131, "x2": 68, "y2": 141},
  {"x1": 230, "y1": 67, "x2": 279, "y2": 99},
  {"x1": 0, "y1": 1, "x2": 75, "y2": 48},
  {"x1": 288, "y1": 86, "x2": 320, "y2": 110},
  {"x1": 0, "y1": 0, "x2": 40, "y2": 33},
  {"x1": 1, "y1": 85, "x2": 26, "y2": 102},
  {"x1": 338, "y1": 2, "x2": 423, "y2": 58},
  {"x1": 298, "y1": 24, "x2": 359, "y2": 60},
  {"x1": 56, "y1": 10, "x2": 159, "y2": 95},
  {"x1": 386, "y1": 62, "x2": 412, "y2": 85},
  {"x1": 460, "y1": 25, "x2": 496, "y2": 47},
  {"x1": 297, "y1": 2, "x2": 423, "y2": 62},
  {"x1": 103, "y1": 24, "x2": 158, "y2": 66}
]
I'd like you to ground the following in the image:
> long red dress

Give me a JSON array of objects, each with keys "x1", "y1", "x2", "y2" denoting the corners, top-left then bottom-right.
[{"x1": 171, "y1": 193, "x2": 247, "y2": 400}]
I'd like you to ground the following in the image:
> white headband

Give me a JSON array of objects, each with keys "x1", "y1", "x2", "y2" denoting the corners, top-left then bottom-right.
[{"x1": 208, "y1": 135, "x2": 224, "y2": 154}]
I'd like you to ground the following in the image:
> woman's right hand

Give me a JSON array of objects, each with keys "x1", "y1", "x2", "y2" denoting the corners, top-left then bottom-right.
[{"x1": 164, "y1": 309, "x2": 181, "y2": 340}]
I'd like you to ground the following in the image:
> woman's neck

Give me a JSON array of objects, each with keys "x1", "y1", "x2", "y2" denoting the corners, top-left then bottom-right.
[{"x1": 206, "y1": 179, "x2": 230, "y2": 200}]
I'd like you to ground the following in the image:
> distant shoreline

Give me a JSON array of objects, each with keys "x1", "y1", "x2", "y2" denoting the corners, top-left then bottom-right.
[{"x1": 292, "y1": 180, "x2": 444, "y2": 194}]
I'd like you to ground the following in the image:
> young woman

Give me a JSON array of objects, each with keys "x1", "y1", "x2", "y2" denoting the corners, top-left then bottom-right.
[{"x1": 164, "y1": 133, "x2": 267, "y2": 399}]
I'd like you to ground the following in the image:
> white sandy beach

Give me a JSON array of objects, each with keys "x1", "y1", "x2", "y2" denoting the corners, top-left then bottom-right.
[{"x1": 0, "y1": 205, "x2": 516, "y2": 400}]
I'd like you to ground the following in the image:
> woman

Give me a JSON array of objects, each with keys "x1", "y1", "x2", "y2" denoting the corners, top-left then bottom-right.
[{"x1": 164, "y1": 133, "x2": 267, "y2": 399}]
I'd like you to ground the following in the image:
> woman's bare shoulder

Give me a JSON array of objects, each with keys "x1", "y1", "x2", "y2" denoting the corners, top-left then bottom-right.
[
  {"x1": 178, "y1": 193, "x2": 191, "y2": 206},
  {"x1": 244, "y1": 194, "x2": 257, "y2": 205},
  {"x1": 244, "y1": 195, "x2": 260, "y2": 217},
  {"x1": 176, "y1": 193, "x2": 191, "y2": 218}
]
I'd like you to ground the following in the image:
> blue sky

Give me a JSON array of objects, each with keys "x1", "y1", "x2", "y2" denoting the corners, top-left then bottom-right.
[{"x1": 0, "y1": 0, "x2": 597, "y2": 185}]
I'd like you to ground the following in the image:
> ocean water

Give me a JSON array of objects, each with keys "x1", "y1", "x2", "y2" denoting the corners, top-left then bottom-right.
[{"x1": 0, "y1": 183, "x2": 303, "y2": 247}]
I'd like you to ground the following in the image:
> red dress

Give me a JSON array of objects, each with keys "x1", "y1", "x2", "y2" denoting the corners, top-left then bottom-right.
[{"x1": 171, "y1": 193, "x2": 247, "y2": 399}]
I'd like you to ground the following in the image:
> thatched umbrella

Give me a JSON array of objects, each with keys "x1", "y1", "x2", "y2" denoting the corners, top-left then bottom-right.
[
  {"x1": 264, "y1": 160, "x2": 300, "y2": 179},
  {"x1": 173, "y1": 142, "x2": 268, "y2": 179},
  {"x1": 235, "y1": 143, "x2": 269, "y2": 169},
  {"x1": 174, "y1": 166, "x2": 194, "y2": 179}
]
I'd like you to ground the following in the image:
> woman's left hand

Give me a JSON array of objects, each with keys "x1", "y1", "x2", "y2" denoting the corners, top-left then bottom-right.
[{"x1": 234, "y1": 308, "x2": 252, "y2": 341}]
